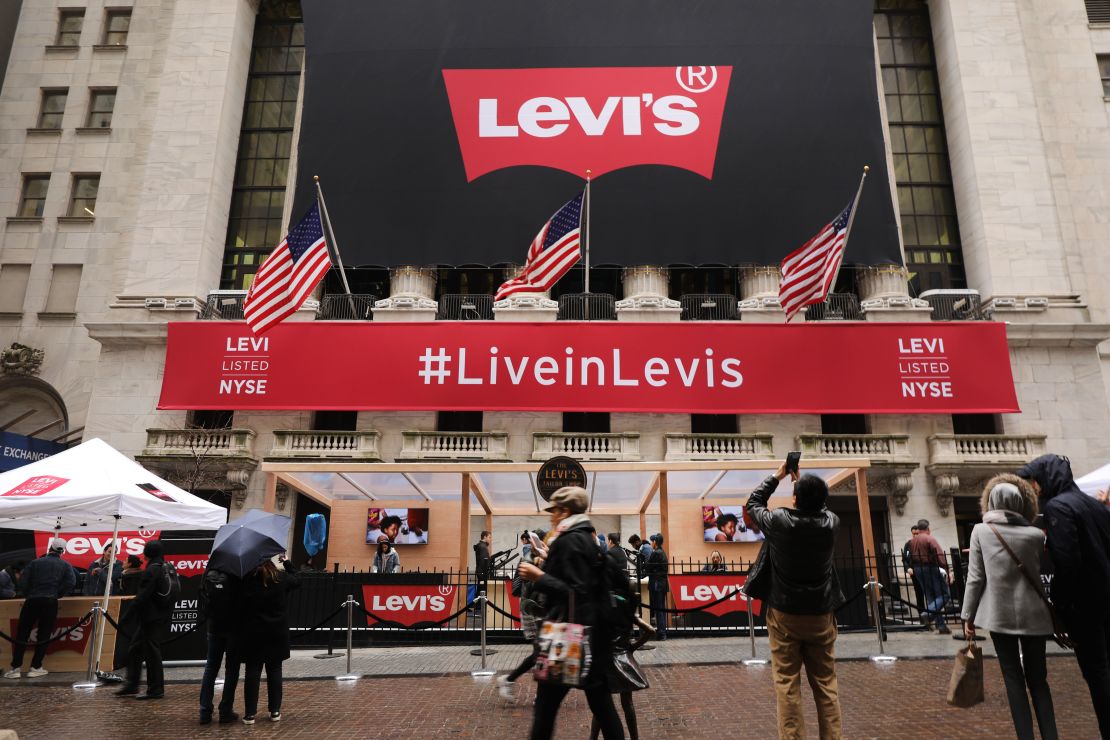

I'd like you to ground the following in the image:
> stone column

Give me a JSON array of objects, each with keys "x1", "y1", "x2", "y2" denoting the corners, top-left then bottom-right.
[
  {"x1": 372, "y1": 266, "x2": 438, "y2": 321},
  {"x1": 738, "y1": 266, "x2": 784, "y2": 323},
  {"x1": 858, "y1": 266, "x2": 932, "y2": 321},
  {"x1": 616, "y1": 266, "x2": 680, "y2": 322},
  {"x1": 493, "y1": 264, "x2": 558, "y2": 321}
]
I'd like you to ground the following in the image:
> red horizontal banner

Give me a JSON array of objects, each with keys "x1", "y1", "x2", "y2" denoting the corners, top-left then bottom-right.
[
  {"x1": 669, "y1": 574, "x2": 762, "y2": 617},
  {"x1": 362, "y1": 584, "x2": 458, "y2": 627},
  {"x1": 159, "y1": 321, "x2": 1018, "y2": 414}
]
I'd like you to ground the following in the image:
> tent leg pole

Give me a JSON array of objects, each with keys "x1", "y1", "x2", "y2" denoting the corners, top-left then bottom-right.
[
  {"x1": 73, "y1": 600, "x2": 101, "y2": 689},
  {"x1": 90, "y1": 515, "x2": 120, "y2": 684}
]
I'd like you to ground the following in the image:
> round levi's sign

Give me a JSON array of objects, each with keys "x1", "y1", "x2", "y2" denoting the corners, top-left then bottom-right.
[{"x1": 536, "y1": 456, "x2": 587, "y2": 502}]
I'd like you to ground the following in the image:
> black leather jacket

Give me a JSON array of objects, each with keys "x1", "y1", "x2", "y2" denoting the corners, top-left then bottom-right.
[{"x1": 744, "y1": 476, "x2": 844, "y2": 615}]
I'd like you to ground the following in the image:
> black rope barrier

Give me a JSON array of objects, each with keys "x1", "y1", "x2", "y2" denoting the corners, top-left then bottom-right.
[
  {"x1": 0, "y1": 609, "x2": 95, "y2": 647},
  {"x1": 834, "y1": 585, "x2": 870, "y2": 612},
  {"x1": 484, "y1": 600, "x2": 521, "y2": 623},
  {"x1": 297, "y1": 604, "x2": 348, "y2": 634},
  {"x1": 357, "y1": 600, "x2": 477, "y2": 630}
]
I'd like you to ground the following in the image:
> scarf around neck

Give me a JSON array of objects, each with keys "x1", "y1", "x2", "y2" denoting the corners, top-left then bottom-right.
[
  {"x1": 982, "y1": 509, "x2": 1030, "y2": 527},
  {"x1": 548, "y1": 513, "x2": 591, "y2": 545}
]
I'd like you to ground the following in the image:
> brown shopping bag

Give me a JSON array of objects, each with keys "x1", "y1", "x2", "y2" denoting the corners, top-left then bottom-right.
[{"x1": 946, "y1": 640, "x2": 984, "y2": 707}]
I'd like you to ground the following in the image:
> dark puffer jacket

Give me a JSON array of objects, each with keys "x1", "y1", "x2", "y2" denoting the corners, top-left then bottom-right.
[
  {"x1": 1018, "y1": 454, "x2": 1110, "y2": 622},
  {"x1": 533, "y1": 519, "x2": 604, "y2": 628},
  {"x1": 744, "y1": 476, "x2": 844, "y2": 615}
]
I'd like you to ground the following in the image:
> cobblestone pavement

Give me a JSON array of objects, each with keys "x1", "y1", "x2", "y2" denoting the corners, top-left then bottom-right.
[{"x1": 1, "y1": 654, "x2": 1099, "y2": 739}]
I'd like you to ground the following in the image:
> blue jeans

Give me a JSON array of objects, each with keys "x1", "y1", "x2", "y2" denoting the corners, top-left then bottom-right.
[
  {"x1": 649, "y1": 589, "x2": 668, "y2": 637},
  {"x1": 199, "y1": 632, "x2": 240, "y2": 718},
  {"x1": 918, "y1": 567, "x2": 948, "y2": 628}
]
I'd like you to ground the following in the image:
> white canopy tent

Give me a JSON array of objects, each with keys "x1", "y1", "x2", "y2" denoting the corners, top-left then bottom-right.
[
  {"x1": 0, "y1": 437, "x2": 226, "y2": 685},
  {"x1": 1076, "y1": 463, "x2": 1110, "y2": 497}
]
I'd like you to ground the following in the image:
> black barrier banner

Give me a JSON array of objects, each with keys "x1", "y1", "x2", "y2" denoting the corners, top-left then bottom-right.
[{"x1": 296, "y1": 0, "x2": 900, "y2": 267}]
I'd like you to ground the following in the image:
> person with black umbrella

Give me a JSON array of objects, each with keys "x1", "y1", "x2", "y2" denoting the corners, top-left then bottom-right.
[
  {"x1": 116, "y1": 540, "x2": 173, "y2": 699},
  {"x1": 239, "y1": 553, "x2": 300, "y2": 724}
]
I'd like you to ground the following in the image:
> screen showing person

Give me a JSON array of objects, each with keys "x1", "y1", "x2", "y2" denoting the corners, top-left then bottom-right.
[
  {"x1": 702, "y1": 505, "x2": 764, "y2": 542},
  {"x1": 366, "y1": 507, "x2": 429, "y2": 544}
]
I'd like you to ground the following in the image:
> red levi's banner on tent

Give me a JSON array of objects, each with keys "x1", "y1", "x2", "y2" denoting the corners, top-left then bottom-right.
[
  {"x1": 33, "y1": 530, "x2": 162, "y2": 570},
  {"x1": 669, "y1": 574, "x2": 762, "y2": 617},
  {"x1": 158, "y1": 321, "x2": 1018, "y2": 414},
  {"x1": 361, "y1": 584, "x2": 458, "y2": 627}
]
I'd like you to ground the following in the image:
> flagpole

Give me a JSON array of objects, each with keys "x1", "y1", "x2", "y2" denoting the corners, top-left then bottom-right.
[
  {"x1": 826, "y1": 165, "x2": 869, "y2": 297},
  {"x1": 584, "y1": 170, "x2": 592, "y2": 296},
  {"x1": 313, "y1": 175, "x2": 357, "y2": 316}
]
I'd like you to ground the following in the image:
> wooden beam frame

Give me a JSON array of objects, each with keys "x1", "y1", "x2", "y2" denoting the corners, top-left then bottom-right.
[
  {"x1": 637, "y1": 474, "x2": 660, "y2": 514},
  {"x1": 855, "y1": 468, "x2": 878, "y2": 583},
  {"x1": 459, "y1": 473, "x2": 471, "y2": 574},
  {"x1": 659, "y1": 471, "x2": 670, "y2": 547},
  {"x1": 261, "y1": 459, "x2": 872, "y2": 474},
  {"x1": 468, "y1": 474, "x2": 493, "y2": 515},
  {"x1": 401, "y1": 472, "x2": 432, "y2": 501}
]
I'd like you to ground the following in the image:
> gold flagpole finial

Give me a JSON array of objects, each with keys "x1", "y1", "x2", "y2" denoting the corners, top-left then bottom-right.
[
  {"x1": 863, "y1": 165, "x2": 870, "y2": 174},
  {"x1": 313, "y1": 175, "x2": 320, "y2": 183},
  {"x1": 586, "y1": 169, "x2": 592, "y2": 182}
]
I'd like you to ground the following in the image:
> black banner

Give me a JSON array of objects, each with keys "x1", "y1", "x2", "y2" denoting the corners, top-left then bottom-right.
[{"x1": 296, "y1": 0, "x2": 899, "y2": 267}]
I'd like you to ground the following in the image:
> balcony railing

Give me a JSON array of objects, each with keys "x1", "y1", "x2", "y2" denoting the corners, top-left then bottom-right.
[
  {"x1": 399, "y1": 431, "x2": 510, "y2": 461},
  {"x1": 797, "y1": 434, "x2": 912, "y2": 462},
  {"x1": 919, "y1": 289, "x2": 985, "y2": 321},
  {"x1": 664, "y1": 433, "x2": 773, "y2": 460},
  {"x1": 532, "y1": 432, "x2": 641, "y2": 461},
  {"x1": 928, "y1": 434, "x2": 1047, "y2": 465},
  {"x1": 270, "y1": 430, "x2": 381, "y2": 460},
  {"x1": 316, "y1": 294, "x2": 376, "y2": 321},
  {"x1": 143, "y1": 428, "x2": 256, "y2": 457},
  {"x1": 558, "y1": 293, "x2": 617, "y2": 321},
  {"x1": 200, "y1": 291, "x2": 247, "y2": 320},
  {"x1": 437, "y1": 294, "x2": 494, "y2": 320},
  {"x1": 680, "y1": 294, "x2": 739, "y2": 321},
  {"x1": 805, "y1": 293, "x2": 863, "y2": 321}
]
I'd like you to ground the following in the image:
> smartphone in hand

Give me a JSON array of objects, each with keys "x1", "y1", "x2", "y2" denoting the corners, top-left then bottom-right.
[{"x1": 785, "y1": 451, "x2": 802, "y2": 475}]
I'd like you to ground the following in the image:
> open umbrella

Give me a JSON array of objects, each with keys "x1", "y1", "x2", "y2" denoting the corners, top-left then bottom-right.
[{"x1": 208, "y1": 509, "x2": 291, "y2": 578}]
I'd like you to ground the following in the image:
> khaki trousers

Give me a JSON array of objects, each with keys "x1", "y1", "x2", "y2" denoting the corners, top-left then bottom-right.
[{"x1": 766, "y1": 607, "x2": 842, "y2": 740}]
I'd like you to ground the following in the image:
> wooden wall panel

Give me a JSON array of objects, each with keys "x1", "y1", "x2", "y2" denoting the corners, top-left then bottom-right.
[{"x1": 326, "y1": 498, "x2": 463, "y2": 572}]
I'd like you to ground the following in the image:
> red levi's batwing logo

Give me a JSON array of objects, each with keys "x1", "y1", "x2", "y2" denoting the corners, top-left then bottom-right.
[{"x1": 442, "y1": 66, "x2": 732, "y2": 181}]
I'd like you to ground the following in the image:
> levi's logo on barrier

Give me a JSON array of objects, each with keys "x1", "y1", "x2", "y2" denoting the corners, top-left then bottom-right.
[
  {"x1": 33, "y1": 530, "x2": 162, "y2": 570},
  {"x1": 8, "y1": 618, "x2": 90, "y2": 655},
  {"x1": 165, "y1": 556, "x2": 209, "y2": 578},
  {"x1": 361, "y1": 584, "x2": 457, "y2": 627},
  {"x1": 1, "y1": 475, "x2": 69, "y2": 497},
  {"x1": 669, "y1": 574, "x2": 761, "y2": 617},
  {"x1": 442, "y1": 66, "x2": 732, "y2": 181}
]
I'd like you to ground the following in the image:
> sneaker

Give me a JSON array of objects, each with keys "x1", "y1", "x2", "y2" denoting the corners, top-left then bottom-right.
[
  {"x1": 269, "y1": 712, "x2": 281, "y2": 722},
  {"x1": 218, "y1": 712, "x2": 240, "y2": 725},
  {"x1": 496, "y1": 676, "x2": 515, "y2": 700},
  {"x1": 937, "y1": 624, "x2": 952, "y2": 635},
  {"x1": 3, "y1": 668, "x2": 20, "y2": 679},
  {"x1": 26, "y1": 667, "x2": 48, "y2": 678},
  {"x1": 242, "y1": 716, "x2": 256, "y2": 725}
]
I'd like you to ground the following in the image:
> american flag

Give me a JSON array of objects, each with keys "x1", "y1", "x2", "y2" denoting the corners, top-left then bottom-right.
[
  {"x1": 495, "y1": 192, "x2": 584, "y2": 301},
  {"x1": 243, "y1": 203, "x2": 332, "y2": 335},
  {"x1": 778, "y1": 200, "x2": 855, "y2": 321}
]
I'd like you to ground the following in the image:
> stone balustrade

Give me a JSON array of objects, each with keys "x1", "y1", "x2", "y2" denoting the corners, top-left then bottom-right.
[
  {"x1": 664, "y1": 433, "x2": 774, "y2": 461},
  {"x1": 796, "y1": 434, "x2": 911, "y2": 461},
  {"x1": 399, "y1": 431, "x2": 510, "y2": 460},
  {"x1": 927, "y1": 434, "x2": 1047, "y2": 465},
  {"x1": 532, "y1": 432, "x2": 641, "y2": 461},
  {"x1": 270, "y1": 430, "x2": 381, "y2": 459},
  {"x1": 143, "y1": 427, "x2": 256, "y2": 457}
]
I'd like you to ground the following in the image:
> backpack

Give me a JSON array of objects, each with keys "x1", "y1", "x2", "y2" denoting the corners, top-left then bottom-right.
[
  {"x1": 155, "y1": 562, "x2": 181, "y2": 608},
  {"x1": 596, "y1": 548, "x2": 637, "y2": 637},
  {"x1": 199, "y1": 568, "x2": 237, "y2": 624}
]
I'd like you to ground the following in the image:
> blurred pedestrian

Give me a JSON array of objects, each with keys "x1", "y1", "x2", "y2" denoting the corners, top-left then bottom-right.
[
  {"x1": 701, "y1": 551, "x2": 727, "y2": 573},
  {"x1": 1018, "y1": 454, "x2": 1110, "y2": 738},
  {"x1": 518, "y1": 487, "x2": 624, "y2": 739},
  {"x1": 198, "y1": 565, "x2": 243, "y2": 725},
  {"x1": 117, "y1": 540, "x2": 173, "y2": 699},
  {"x1": 498, "y1": 529, "x2": 547, "y2": 700},
  {"x1": 908, "y1": 519, "x2": 953, "y2": 634},
  {"x1": 119, "y1": 555, "x2": 143, "y2": 596},
  {"x1": 745, "y1": 461, "x2": 844, "y2": 740},
  {"x1": 646, "y1": 534, "x2": 669, "y2": 640},
  {"x1": 83, "y1": 543, "x2": 123, "y2": 596},
  {"x1": 4, "y1": 539, "x2": 74, "y2": 678},
  {"x1": 239, "y1": 554, "x2": 300, "y2": 724},
  {"x1": 590, "y1": 614, "x2": 654, "y2": 740},
  {"x1": 0, "y1": 562, "x2": 23, "y2": 599},
  {"x1": 372, "y1": 537, "x2": 400, "y2": 574},
  {"x1": 962, "y1": 474, "x2": 1057, "y2": 740}
]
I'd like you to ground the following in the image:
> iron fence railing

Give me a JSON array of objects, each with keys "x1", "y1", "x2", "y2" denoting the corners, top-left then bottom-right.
[
  {"x1": 557, "y1": 293, "x2": 616, "y2": 320},
  {"x1": 437, "y1": 294, "x2": 494, "y2": 320},
  {"x1": 680, "y1": 293, "x2": 739, "y2": 321},
  {"x1": 919, "y1": 289, "x2": 985, "y2": 321},
  {"x1": 804, "y1": 293, "x2": 863, "y2": 321},
  {"x1": 316, "y1": 294, "x2": 376, "y2": 321}
]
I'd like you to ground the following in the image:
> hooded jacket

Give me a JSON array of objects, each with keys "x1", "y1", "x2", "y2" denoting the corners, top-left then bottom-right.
[{"x1": 1018, "y1": 454, "x2": 1110, "y2": 621}]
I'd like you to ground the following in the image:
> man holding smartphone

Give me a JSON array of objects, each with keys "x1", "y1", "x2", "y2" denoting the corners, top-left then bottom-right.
[{"x1": 744, "y1": 456, "x2": 844, "y2": 740}]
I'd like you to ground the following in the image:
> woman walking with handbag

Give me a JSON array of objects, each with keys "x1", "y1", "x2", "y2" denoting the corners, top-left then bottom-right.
[
  {"x1": 518, "y1": 487, "x2": 624, "y2": 740},
  {"x1": 961, "y1": 474, "x2": 1058, "y2": 740},
  {"x1": 239, "y1": 554, "x2": 300, "y2": 724}
]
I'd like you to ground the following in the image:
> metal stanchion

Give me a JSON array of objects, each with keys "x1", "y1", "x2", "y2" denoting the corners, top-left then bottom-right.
[
  {"x1": 336, "y1": 594, "x2": 360, "y2": 681},
  {"x1": 471, "y1": 592, "x2": 495, "y2": 677},
  {"x1": 867, "y1": 578, "x2": 896, "y2": 664},
  {"x1": 315, "y1": 576, "x2": 342, "y2": 659},
  {"x1": 741, "y1": 595, "x2": 767, "y2": 667},
  {"x1": 73, "y1": 603, "x2": 101, "y2": 689}
]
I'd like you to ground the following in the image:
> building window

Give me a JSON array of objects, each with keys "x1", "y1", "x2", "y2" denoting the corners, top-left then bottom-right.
[
  {"x1": 37, "y1": 89, "x2": 67, "y2": 129},
  {"x1": 18, "y1": 174, "x2": 50, "y2": 218},
  {"x1": 1098, "y1": 55, "x2": 1110, "y2": 96},
  {"x1": 691, "y1": 414, "x2": 739, "y2": 434},
  {"x1": 1086, "y1": 1, "x2": 1110, "y2": 24},
  {"x1": 42, "y1": 265, "x2": 82, "y2": 315},
  {"x1": 86, "y1": 88, "x2": 116, "y2": 128},
  {"x1": 436, "y1": 411, "x2": 483, "y2": 433},
  {"x1": 188, "y1": 410, "x2": 234, "y2": 429},
  {"x1": 220, "y1": 1, "x2": 305, "y2": 289},
  {"x1": 102, "y1": 9, "x2": 131, "y2": 46},
  {"x1": 68, "y1": 174, "x2": 100, "y2": 217},
  {"x1": 563, "y1": 412, "x2": 610, "y2": 434},
  {"x1": 56, "y1": 9, "x2": 84, "y2": 46},
  {"x1": 820, "y1": 414, "x2": 869, "y2": 435},
  {"x1": 312, "y1": 410, "x2": 357, "y2": 431},
  {"x1": 951, "y1": 414, "x2": 1001, "y2": 435},
  {"x1": 875, "y1": 1, "x2": 967, "y2": 293},
  {"x1": 0, "y1": 264, "x2": 31, "y2": 313}
]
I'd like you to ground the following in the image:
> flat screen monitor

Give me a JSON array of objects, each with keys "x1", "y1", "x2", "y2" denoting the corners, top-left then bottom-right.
[
  {"x1": 366, "y1": 507, "x2": 430, "y2": 545},
  {"x1": 702, "y1": 505, "x2": 764, "y2": 543}
]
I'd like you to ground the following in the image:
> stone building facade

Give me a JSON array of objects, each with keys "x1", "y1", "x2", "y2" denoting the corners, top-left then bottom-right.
[{"x1": 2, "y1": 0, "x2": 1110, "y2": 555}]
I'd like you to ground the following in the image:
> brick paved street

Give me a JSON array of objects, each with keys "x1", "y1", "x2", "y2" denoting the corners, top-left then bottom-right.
[{"x1": 1, "y1": 655, "x2": 1098, "y2": 739}]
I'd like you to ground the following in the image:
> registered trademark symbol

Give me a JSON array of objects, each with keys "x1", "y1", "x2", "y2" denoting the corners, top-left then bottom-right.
[{"x1": 676, "y1": 66, "x2": 718, "y2": 93}]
